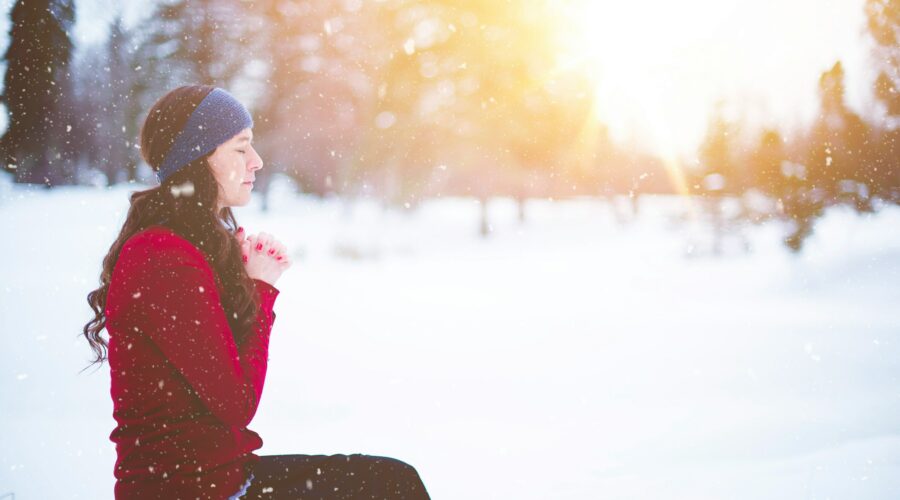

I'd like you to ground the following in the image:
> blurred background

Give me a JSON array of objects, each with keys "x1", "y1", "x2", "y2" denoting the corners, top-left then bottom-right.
[{"x1": 1, "y1": 0, "x2": 899, "y2": 499}]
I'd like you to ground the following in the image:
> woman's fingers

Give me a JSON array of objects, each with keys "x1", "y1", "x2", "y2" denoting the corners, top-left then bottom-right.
[
  {"x1": 255, "y1": 232, "x2": 272, "y2": 255},
  {"x1": 242, "y1": 231, "x2": 291, "y2": 270},
  {"x1": 247, "y1": 234, "x2": 275, "y2": 256},
  {"x1": 257, "y1": 233, "x2": 285, "y2": 260},
  {"x1": 269, "y1": 241, "x2": 287, "y2": 260},
  {"x1": 240, "y1": 236, "x2": 253, "y2": 263}
]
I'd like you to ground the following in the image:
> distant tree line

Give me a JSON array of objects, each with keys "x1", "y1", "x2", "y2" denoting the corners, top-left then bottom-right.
[
  {"x1": 689, "y1": 0, "x2": 899, "y2": 250},
  {"x1": 0, "y1": 0, "x2": 897, "y2": 250}
]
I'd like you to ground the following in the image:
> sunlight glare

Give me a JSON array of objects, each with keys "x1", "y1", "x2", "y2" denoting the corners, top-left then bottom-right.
[{"x1": 552, "y1": 0, "x2": 867, "y2": 160}]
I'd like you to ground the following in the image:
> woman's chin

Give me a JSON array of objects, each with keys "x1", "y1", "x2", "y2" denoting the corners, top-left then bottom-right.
[{"x1": 230, "y1": 194, "x2": 252, "y2": 207}]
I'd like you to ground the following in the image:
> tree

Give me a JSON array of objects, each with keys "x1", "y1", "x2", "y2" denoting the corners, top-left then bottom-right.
[
  {"x1": 71, "y1": 15, "x2": 143, "y2": 185},
  {"x1": 141, "y1": 0, "x2": 250, "y2": 89},
  {"x1": 1, "y1": 0, "x2": 76, "y2": 186},
  {"x1": 865, "y1": 0, "x2": 900, "y2": 201},
  {"x1": 806, "y1": 62, "x2": 873, "y2": 210},
  {"x1": 866, "y1": 0, "x2": 900, "y2": 118},
  {"x1": 749, "y1": 128, "x2": 786, "y2": 198},
  {"x1": 243, "y1": 0, "x2": 378, "y2": 199},
  {"x1": 359, "y1": 0, "x2": 580, "y2": 218},
  {"x1": 771, "y1": 62, "x2": 872, "y2": 253},
  {"x1": 74, "y1": 0, "x2": 256, "y2": 185},
  {"x1": 697, "y1": 102, "x2": 746, "y2": 196}
]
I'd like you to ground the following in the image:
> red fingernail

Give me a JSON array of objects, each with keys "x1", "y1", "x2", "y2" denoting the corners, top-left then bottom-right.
[
  {"x1": 242, "y1": 254, "x2": 248, "y2": 262},
  {"x1": 256, "y1": 243, "x2": 263, "y2": 251},
  {"x1": 237, "y1": 227, "x2": 244, "y2": 233},
  {"x1": 268, "y1": 249, "x2": 275, "y2": 255},
  {"x1": 276, "y1": 256, "x2": 283, "y2": 260}
]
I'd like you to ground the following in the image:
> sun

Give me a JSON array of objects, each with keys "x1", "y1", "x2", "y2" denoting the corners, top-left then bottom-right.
[
  {"x1": 551, "y1": 0, "x2": 872, "y2": 168},
  {"x1": 550, "y1": 0, "x2": 739, "y2": 162},
  {"x1": 541, "y1": 0, "x2": 741, "y2": 202}
]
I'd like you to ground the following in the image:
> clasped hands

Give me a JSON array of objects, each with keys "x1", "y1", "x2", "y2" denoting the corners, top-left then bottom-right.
[{"x1": 235, "y1": 226, "x2": 291, "y2": 286}]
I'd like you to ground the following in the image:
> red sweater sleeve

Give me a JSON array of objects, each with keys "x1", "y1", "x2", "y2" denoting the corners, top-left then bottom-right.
[{"x1": 119, "y1": 231, "x2": 279, "y2": 428}]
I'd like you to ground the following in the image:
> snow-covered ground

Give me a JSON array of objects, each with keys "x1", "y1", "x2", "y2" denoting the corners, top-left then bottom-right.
[{"x1": 1, "y1": 180, "x2": 899, "y2": 499}]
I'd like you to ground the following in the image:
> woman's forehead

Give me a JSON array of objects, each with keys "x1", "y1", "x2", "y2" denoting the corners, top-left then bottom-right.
[{"x1": 233, "y1": 128, "x2": 253, "y2": 142}]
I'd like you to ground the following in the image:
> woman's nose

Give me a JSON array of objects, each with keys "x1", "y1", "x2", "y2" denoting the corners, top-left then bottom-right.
[{"x1": 248, "y1": 148, "x2": 263, "y2": 171}]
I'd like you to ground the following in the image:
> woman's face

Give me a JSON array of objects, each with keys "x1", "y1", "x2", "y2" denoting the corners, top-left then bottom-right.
[{"x1": 207, "y1": 127, "x2": 263, "y2": 209}]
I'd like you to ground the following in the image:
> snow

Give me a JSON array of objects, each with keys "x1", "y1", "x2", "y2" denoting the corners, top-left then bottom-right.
[{"x1": 1, "y1": 182, "x2": 899, "y2": 499}]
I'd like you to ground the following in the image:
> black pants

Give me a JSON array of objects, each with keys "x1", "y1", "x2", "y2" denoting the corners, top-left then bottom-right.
[{"x1": 238, "y1": 454, "x2": 431, "y2": 499}]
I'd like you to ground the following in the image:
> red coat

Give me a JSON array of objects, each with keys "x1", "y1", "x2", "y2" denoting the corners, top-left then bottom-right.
[{"x1": 104, "y1": 225, "x2": 279, "y2": 499}]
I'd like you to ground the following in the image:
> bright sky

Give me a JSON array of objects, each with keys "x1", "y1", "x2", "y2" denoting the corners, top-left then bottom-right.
[
  {"x1": 0, "y1": 0, "x2": 875, "y2": 160},
  {"x1": 555, "y1": 0, "x2": 872, "y2": 158}
]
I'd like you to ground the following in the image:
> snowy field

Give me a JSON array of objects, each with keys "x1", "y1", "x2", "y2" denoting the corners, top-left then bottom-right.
[{"x1": 1, "y1": 179, "x2": 899, "y2": 499}]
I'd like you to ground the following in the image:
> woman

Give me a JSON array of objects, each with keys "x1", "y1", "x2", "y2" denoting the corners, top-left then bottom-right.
[{"x1": 82, "y1": 85, "x2": 431, "y2": 499}]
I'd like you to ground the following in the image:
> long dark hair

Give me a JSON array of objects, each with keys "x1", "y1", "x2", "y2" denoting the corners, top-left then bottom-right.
[{"x1": 82, "y1": 84, "x2": 259, "y2": 367}]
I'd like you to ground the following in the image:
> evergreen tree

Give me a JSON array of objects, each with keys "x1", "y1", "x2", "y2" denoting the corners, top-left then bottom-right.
[
  {"x1": 70, "y1": 39, "x2": 111, "y2": 183},
  {"x1": 102, "y1": 16, "x2": 143, "y2": 183},
  {"x1": 774, "y1": 62, "x2": 871, "y2": 252},
  {"x1": 866, "y1": 0, "x2": 900, "y2": 118},
  {"x1": 361, "y1": 0, "x2": 574, "y2": 211},
  {"x1": 141, "y1": 0, "x2": 250, "y2": 89},
  {"x1": 1, "y1": 0, "x2": 76, "y2": 186},
  {"x1": 806, "y1": 62, "x2": 872, "y2": 209},
  {"x1": 750, "y1": 128, "x2": 786, "y2": 198},
  {"x1": 243, "y1": 0, "x2": 371, "y2": 198},
  {"x1": 73, "y1": 12, "x2": 162, "y2": 185},
  {"x1": 865, "y1": 0, "x2": 900, "y2": 201},
  {"x1": 697, "y1": 103, "x2": 744, "y2": 195},
  {"x1": 80, "y1": 1, "x2": 255, "y2": 184}
]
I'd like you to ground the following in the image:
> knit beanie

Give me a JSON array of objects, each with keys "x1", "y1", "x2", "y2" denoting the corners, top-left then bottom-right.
[{"x1": 156, "y1": 88, "x2": 254, "y2": 184}]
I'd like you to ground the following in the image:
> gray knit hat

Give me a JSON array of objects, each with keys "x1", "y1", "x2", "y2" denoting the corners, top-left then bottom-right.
[{"x1": 156, "y1": 88, "x2": 254, "y2": 184}]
